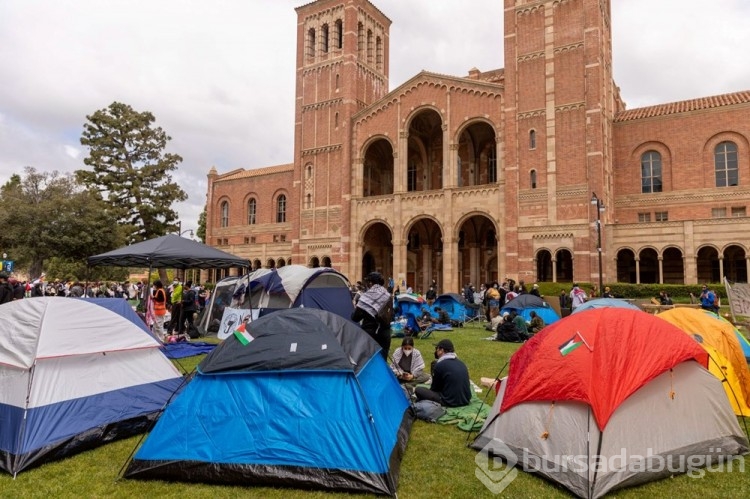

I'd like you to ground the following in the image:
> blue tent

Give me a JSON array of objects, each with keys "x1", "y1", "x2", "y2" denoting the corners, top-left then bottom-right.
[
  {"x1": 501, "y1": 294, "x2": 560, "y2": 325},
  {"x1": 124, "y1": 308, "x2": 414, "y2": 496},
  {"x1": 230, "y1": 265, "x2": 354, "y2": 320},
  {"x1": 433, "y1": 293, "x2": 478, "y2": 323},
  {"x1": 571, "y1": 297, "x2": 642, "y2": 314},
  {"x1": 394, "y1": 293, "x2": 426, "y2": 318}
]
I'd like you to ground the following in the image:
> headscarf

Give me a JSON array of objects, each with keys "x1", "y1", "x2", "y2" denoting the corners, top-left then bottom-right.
[{"x1": 356, "y1": 283, "x2": 391, "y2": 318}]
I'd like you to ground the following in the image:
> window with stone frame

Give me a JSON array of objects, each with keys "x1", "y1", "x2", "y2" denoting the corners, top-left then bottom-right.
[
  {"x1": 220, "y1": 201, "x2": 229, "y2": 227},
  {"x1": 641, "y1": 151, "x2": 662, "y2": 193},
  {"x1": 715, "y1": 141, "x2": 738, "y2": 187},
  {"x1": 276, "y1": 194, "x2": 287, "y2": 223},
  {"x1": 654, "y1": 211, "x2": 668, "y2": 222},
  {"x1": 731, "y1": 206, "x2": 746, "y2": 218},
  {"x1": 247, "y1": 198, "x2": 256, "y2": 225},
  {"x1": 638, "y1": 212, "x2": 651, "y2": 223}
]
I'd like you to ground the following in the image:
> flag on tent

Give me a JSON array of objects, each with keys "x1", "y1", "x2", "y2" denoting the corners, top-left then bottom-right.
[
  {"x1": 558, "y1": 333, "x2": 583, "y2": 356},
  {"x1": 233, "y1": 322, "x2": 254, "y2": 346}
]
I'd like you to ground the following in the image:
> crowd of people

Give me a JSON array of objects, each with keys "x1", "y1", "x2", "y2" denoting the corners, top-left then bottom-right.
[{"x1": 0, "y1": 272, "x2": 212, "y2": 342}]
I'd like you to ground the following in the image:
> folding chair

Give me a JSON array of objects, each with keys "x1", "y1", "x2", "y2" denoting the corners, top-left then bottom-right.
[{"x1": 462, "y1": 303, "x2": 483, "y2": 324}]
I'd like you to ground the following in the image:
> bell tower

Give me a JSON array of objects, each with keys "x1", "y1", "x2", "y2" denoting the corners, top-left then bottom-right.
[
  {"x1": 502, "y1": 0, "x2": 615, "y2": 282},
  {"x1": 291, "y1": 0, "x2": 391, "y2": 271}
]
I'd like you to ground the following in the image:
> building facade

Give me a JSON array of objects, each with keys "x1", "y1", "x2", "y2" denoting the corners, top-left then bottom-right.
[{"x1": 206, "y1": 0, "x2": 750, "y2": 293}]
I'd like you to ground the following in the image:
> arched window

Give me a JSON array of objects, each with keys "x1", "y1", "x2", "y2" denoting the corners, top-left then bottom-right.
[
  {"x1": 530, "y1": 169, "x2": 537, "y2": 189},
  {"x1": 334, "y1": 19, "x2": 343, "y2": 49},
  {"x1": 276, "y1": 194, "x2": 287, "y2": 223},
  {"x1": 529, "y1": 130, "x2": 536, "y2": 149},
  {"x1": 322, "y1": 256, "x2": 332, "y2": 267},
  {"x1": 307, "y1": 28, "x2": 316, "y2": 61},
  {"x1": 376, "y1": 36, "x2": 383, "y2": 70},
  {"x1": 366, "y1": 30, "x2": 373, "y2": 64},
  {"x1": 641, "y1": 151, "x2": 663, "y2": 193},
  {"x1": 335, "y1": 74, "x2": 339, "y2": 89},
  {"x1": 247, "y1": 198, "x2": 256, "y2": 225},
  {"x1": 357, "y1": 23, "x2": 364, "y2": 59},
  {"x1": 321, "y1": 24, "x2": 329, "y2": 53},
  {"x1": 715, "y1": 141, "x2": 739, "y2": 187},
  {"x1": 306, "y1": 193, "x2": 312, "y2": 209},
  {"x1": 306, "y1": 163, "x2": 313, "y2": 179},
  {"x1": 335, "y1": 112, "x2": 339, "y2": 128},
  {"x1": 220, "y1": 201, "x2": 229, "y2": 228}
]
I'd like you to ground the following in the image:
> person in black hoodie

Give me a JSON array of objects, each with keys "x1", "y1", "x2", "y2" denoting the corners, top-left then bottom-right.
[
  {"x1": 414, "y1": 339, "x2": 471, "y2": 408},
  {"x1": 0, "y1": 272, "x2": 13, "y2": 304}
]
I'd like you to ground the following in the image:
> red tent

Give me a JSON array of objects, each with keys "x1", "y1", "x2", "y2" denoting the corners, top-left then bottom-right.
[{"x1": 500, "y1": 308, "x2": 708, "y2": 429}]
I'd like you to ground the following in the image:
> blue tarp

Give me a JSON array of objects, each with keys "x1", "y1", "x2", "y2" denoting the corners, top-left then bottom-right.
[{"x1": 161, "y1": 341, "x2": 217, "y2": 359}]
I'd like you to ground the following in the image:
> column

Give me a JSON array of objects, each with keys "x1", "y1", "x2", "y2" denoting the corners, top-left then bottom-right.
[
  {"x1": 635, "y1": 258, "x2": 641, "y2": 284},
  {"x1": 658, "y1": 256, "x2": 664, "y2": 284}
]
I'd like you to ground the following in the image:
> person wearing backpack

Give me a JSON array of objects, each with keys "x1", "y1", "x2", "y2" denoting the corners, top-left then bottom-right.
[
  {"x1": 351, "y1": 272, "x2": 392, "y2": 360},
  {"x1": 699, "y1": 284, "x2": 719, "y2": 314}
]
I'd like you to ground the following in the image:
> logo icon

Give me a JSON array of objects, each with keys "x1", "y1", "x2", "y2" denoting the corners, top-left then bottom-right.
[{"x1": 475, "y1": 438, "x2": 519, "y2": 494}]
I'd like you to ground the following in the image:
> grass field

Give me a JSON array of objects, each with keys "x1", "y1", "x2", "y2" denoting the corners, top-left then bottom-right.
[{"x1": 2, "y1": 321, "x2": 749, "y2": 499}]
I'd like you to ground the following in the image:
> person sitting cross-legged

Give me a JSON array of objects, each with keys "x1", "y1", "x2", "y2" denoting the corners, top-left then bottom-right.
[
  {"x1": 414, "y1": 339, "x2": 471, "y2": 408},
  {"x1": 527, "y1": 310, "x2": 545, "y2": 335},
  {"x1": 495, "y1": 312, "x2": 524, "y2": 343},
  {"x1": 391, "y1": 337, "x2": 430, "y2": 396}
]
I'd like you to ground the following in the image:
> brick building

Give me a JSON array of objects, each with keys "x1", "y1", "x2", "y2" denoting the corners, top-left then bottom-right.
[{"x1": 206, "y1": 0, "x2": 750, "y2": 294}]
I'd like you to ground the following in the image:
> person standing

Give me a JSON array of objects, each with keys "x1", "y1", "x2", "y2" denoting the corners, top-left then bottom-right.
[
  {"x1": 414, "y1": 339, "x2": 471, "y2": 408},
  {"x1": 0, "y1": 272, "x2": 13, "y2": 304},
  {"x1": 351, "y1": 272, "x2": 392, "y2": 360},
  {"x1": 180, "y1": 280, "x2": 197, "y2": 335},
  {"x1": 569, "y1": 283, "x2": 587, "y2": 311},
  {"x1": 168, "y1": 278, "x2": 183, "y2": 334},
  {"x1": 152, "y1": 280, "x2": 168, "y2": 340}
]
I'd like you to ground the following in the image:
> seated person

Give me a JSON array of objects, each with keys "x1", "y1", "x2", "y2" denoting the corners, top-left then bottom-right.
[
  {"x1": 415, "y1": 339, "x2": 472, "y2": 408},
  {"x1": 659, "y1": 290, "x2": 673, "y2": 305},
  {"x1": 419, "y1": 306, "x2": 450, "y2": 328},
  {"x1": 434, "y1": 306, "x2": 450, "y2": 325},
  {"x1": 390, "y1": 337, "x2": 430, "y2": 392},
  {"x1": 511, "y1": 310, "x2": 529, "y2": 339},
  {"x1": 495, "y1": 313, "x2": 523, "y2": 342},
  {"x1": 485, "y1": 313, "x2": 503, "y2": 332},
  {"x1": 417, "y1": 307, "x2": 434, "y2": 329},
  {"x1": 528, "y1": 310, "x2": 545, "y2": 335}
]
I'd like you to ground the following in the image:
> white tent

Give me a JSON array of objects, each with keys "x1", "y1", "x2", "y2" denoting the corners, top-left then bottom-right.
[{"x1": 0, "y1": 298, "x2": 183, "y2": 476}]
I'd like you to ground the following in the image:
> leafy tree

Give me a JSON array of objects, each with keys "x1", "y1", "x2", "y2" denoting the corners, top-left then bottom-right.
[
  {"x1": 196, "y1": 205, "x2": 206, "y2": 243},
  {"x1": 77, "y1": 101, "x2": 187, "y2": 243},
  {"x1": 0, "y1": 167, "x2": 125, "y2": 279}
]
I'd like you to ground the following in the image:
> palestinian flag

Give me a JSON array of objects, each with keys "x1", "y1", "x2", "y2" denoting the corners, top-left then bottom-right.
[
  {"x1": 233, "y1": 322, "x2": 254, "y2": 346},
  {"x1": 559, "y1": 333, "x2": 583, "y2": 356}
]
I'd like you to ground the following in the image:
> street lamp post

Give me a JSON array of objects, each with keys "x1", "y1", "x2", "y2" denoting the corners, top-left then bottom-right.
[{"x1": 591, "y1": 192, "x2": 605, "y2": 295}]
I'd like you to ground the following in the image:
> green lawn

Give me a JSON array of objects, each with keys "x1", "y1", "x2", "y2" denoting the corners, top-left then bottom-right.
[{"x1": 2, "y1": 322, "x2": 748, "y2": 499}]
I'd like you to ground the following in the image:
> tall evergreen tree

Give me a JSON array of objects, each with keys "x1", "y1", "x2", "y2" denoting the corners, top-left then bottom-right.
[{"x1": 77, "y1": 102, "x2": 187, "y2": 243}]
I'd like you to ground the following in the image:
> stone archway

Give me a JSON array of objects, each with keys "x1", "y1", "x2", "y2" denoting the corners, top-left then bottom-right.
[
  {"x1": 363, "y1": 138, "x2": 394, "y2": 197},
  {"x1": 723, "y1": 245, "x2": 747, "y2": 282},
  {"x1": 638, "y1": 248, "x2": 659, "y2": 284},
  {"x1": 362, "y1": 222, "x2": 393, "y2": 281},
  {"x1": 697, "y1": 246, "x2": 720, "y2": 283},
  {"x1": 536, "y1": 249, "x2": 553, "y2": 282},
  {"x1": 406, "y1": 218, "x2": 443, "y2": 293},
  {"x1": 616, "y1": 249, "x2": 636, "y2": 283},
  {"x1": 457, "y1": 214, "x2": 497, "y2": 287},
  {"x1": 407, "y1": 109, "x2": 443, "y2": 192}
]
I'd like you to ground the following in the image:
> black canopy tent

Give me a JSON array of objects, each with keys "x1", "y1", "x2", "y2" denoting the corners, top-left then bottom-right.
[
  {"x1": 87, "y1": 235, "x2": 250, "y2": 334},
  {"x1": 87, "y1": 234, "x2": 250, "y2": 270}
]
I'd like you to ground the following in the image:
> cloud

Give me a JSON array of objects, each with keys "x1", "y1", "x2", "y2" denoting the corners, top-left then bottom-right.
[{"x1": 0, "y1": 0, "x2": 748, "y2": 234}]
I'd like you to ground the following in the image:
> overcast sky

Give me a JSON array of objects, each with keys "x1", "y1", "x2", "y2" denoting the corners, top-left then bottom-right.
[{"x1": 1, "y1": 0, "x2": 748, "y2": 235}]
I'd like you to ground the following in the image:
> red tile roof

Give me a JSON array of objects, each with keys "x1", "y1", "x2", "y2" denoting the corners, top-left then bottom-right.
[
  {"x1": 615, "y1": 90, "x2": 750, "y2": 122},
  {"x1": 217, "y1": 163, "x2": 294, "y2": 181}
]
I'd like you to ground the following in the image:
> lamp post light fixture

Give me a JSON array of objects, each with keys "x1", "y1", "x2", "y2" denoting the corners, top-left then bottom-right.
[
  {"x1": 591, "y1": 192, "x2": 605, "y2": 295},
  {"x1": 174, "y1": 220, "x2": 194, "y2": 238}
]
